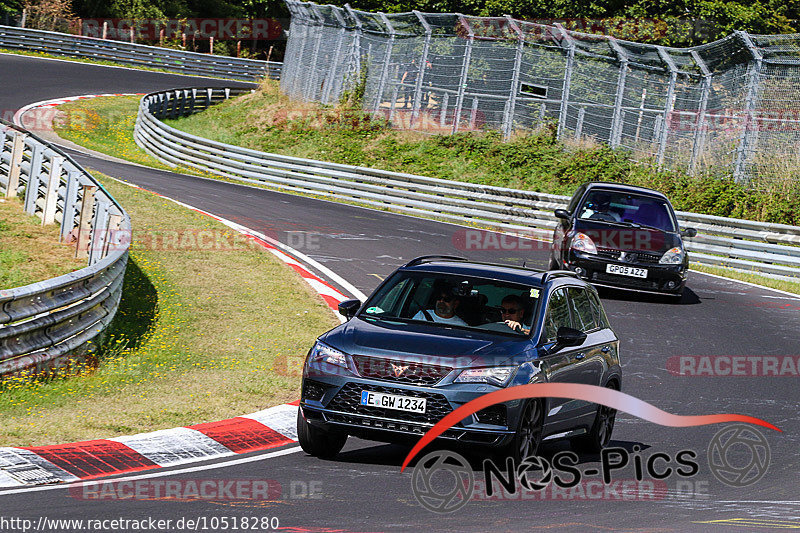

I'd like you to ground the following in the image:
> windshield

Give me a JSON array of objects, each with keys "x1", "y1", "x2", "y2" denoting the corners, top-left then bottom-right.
[
  {"x1": 359, "y1": 272, "x2": 541, "y2": 337},
  {"x1": 577, "y1": 190, "x2": 676, "y2": 232}
]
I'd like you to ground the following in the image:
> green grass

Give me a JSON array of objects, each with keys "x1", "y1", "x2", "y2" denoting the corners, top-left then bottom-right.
[
  {"x1": 691, "y1": 264, "x2": 800, "y2": 296},
  {"x1": 0, "y1": 173, "x2": 338, "y2": 446},
  {"x1": 0, "y1": 197, "x2": 85, "y2": 288}
]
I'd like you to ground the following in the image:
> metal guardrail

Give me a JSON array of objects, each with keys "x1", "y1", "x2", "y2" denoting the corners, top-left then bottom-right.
[
  {"x1": 0, "y1": 25, "x2": 282, "y2": 82},
  {"x1": 0, "y1": 119, "x2": 130, "y2": 376},
  {"x1": 134, "y1": 87, "x2": 800, "y2": 282}
]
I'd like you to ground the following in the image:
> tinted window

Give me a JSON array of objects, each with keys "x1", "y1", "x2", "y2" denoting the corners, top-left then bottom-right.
[
  {"x1": 577, "y1": 190, "x2": 676, "y2": 232},
  {"x1": 568, "y1": 287, "x2": 597, "y2": 332},
  {"x1": 588, "y1": 290, "x2": 610, "y2": 329},
  {"x1": 543, "y1": 289, "x2": 572, "y2": 342}
]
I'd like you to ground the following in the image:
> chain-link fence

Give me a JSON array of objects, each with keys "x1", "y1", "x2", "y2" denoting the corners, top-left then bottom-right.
[{"x1": 280, "y1": 0, "x2": 800, "y2": 185}]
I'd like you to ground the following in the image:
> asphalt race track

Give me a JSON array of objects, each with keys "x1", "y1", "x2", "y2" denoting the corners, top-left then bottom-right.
[{"x1": 1, "y1": 53, "x2": 800, "y2": 532}]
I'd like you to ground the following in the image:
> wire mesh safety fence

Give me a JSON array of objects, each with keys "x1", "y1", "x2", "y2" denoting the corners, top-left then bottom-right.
[{"x1": 281, "y1": 0, "x2": 800, "y2": 185}]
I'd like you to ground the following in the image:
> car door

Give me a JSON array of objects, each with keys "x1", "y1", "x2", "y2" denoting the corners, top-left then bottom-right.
[{"x1": 537, "y1": 287, "x2": 591, "y2": 424}]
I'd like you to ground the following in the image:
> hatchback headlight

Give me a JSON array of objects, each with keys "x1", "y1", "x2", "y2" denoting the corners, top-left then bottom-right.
[
  {"x1": 659, "y1": 247, "x2": 684, "y2": 265},
  {"x1": 570, "y1": 232, "x2": 598, "y2": 255},
  {"x1": 309, "y1": 342, "x2": 349, "y2": 372},
  {"x1": 455, "y1": 366, "x2": 517, "y2": 387}
]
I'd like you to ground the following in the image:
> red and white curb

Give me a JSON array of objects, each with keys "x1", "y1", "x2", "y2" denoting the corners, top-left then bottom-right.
[
  {"x1": 12, "y1": 93, "x2": 146, "y2": 132},
  {"x1": 0, "y1": 402, "x2": 300, "y2": 488},
  {"x1": 2, "y1": 99, "x2": 368, "y2": 488}
]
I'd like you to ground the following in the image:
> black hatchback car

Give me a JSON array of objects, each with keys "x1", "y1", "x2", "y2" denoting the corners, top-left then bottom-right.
[
  {"x1": 297, "y1": 256, "x2": 621, "y2": 462},
  {"x1": 549, "y1": 182, "x2": 697, "y2": 296}
]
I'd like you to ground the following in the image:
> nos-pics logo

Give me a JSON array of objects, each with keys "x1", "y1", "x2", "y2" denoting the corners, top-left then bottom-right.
[{"x1": 410, "y1": 424, "x2": 770, "y2": 513}]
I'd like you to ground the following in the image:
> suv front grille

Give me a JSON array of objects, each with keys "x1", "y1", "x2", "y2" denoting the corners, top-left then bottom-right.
[
  {"x1": 352, "y1": 355, "x2": 452, "y2": 386},
  {"x1": 593, "y1": 272, "x2": 659, "y2": 290},
  {"x1": 327, "y1": 383, "x2": 453, "y2": 425}
]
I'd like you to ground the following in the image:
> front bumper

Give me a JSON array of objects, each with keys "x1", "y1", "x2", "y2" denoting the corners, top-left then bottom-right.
[
  {"x1": 567, "y1": 251, "x2": 687, "y2": 294},
  {"x1": 300, "y1": 375, "x2": 517, "y2": 447}
]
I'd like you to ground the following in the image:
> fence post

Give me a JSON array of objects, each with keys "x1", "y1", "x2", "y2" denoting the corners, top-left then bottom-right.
[
  {"x1": 502, "y1": 16, "x2": 525, "y2": 139},
  {"x1": 440, "y1": 93, "x2": 449, "y2": 127},
  {"x1": 75, "y1": 185, "x2": 97, "y2": 260},
  {"x1": 733, "y1": 31, "x2": 763, "y2": 184},
  {"x1": 411, "y1": 11, "x2": 432, "y2": 123},
  {"x1": 323, "y1": 8, "x2": 348, "y2": 105},
  {"x1": 23, "y1": 144, "x2": 44, "y2": 215},
  {"x1": 290, "y1": 4, "x2": 311, "y2": 98},
  {"x1": 374, "y1": 13, "x2": 396, "y2": 115},
  {"x1": 556, "y1": 24, "x2": 575, "y2": 140},
  {"x1": 6, "y1": 134, "x2": 26, "y2": 199},
  {"x1": 344, "y1": 4, "x2": 364, "y2": 93},
  {"x1": 608, "y1": 37, "x2": 629, "y2": 148},
  {"x1": 452, "y1": 14, "x2": 474, "y2": 134},
  {"x1": 688, "y1": 50, "x2": 712, "y2": 175},
  {"x1": 656, "y1": 47, "x2": 678, "y2": 168},
  {"x1": 42, "y1": 155, "x2": 63, "y2": 226},
  {"x1": 305, "y1": 6, "x2": 325, "y2": 101},
  {"x1": 575, "y1": 107, "x2": 585, "y2": 139}
]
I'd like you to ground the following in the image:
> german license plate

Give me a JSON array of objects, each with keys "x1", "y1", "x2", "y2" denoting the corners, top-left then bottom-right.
[
  {"x1": 606, "y1": 264, "x2": 648, "y2": 278},
  {"x1": 360, "y1": 391, "x2": 426, "y2": 413}
]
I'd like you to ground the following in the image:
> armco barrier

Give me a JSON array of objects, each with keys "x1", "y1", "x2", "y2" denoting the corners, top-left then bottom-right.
[
  {"x1": 0, "y1": 119, "x2": 130, "y2": 376},
  {"x1": 0, "y1": 25, "x2": 281, "y2": 82},
  {"x1": 134, "y1": 87, "x2": 800, "y2": 282}
]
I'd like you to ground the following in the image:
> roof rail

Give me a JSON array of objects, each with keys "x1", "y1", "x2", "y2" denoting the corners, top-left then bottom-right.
[
  {"x1": 541, "y1": 270, "x2": 579, "y2": 283},
  {"x1": 404, "y1": 255, "x2": 468, "y2": 267}
]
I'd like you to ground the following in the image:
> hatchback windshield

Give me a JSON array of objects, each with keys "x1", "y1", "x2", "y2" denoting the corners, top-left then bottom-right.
[
  {"x1": 578, "y1": 190, "x2": 676, "y2": 232},
  {"x1": 359, "y1": 272, "x2": 540, "y2": 336}
]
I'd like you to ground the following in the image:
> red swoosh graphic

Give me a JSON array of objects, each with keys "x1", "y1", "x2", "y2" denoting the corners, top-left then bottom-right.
[{"x1": 400, "y1": 383, "x2": 781, "y2": 472}]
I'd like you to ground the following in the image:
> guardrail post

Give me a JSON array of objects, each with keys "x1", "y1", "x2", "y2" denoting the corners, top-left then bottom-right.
[
  {"x1": 452, "y1": 15, "x2": 474, "y2": 134},
  {"x1": 75, "y1": 185, "x2": 97, "y2": 260},
  {"x1": 5, "y1": 134, "x2": 26, "y2": 198},
  {"x1": 23, "y1": 144, "x2": 44, "y2": 214},
  {"x1": 374, "y1": 13, "x2": 396, "y2": 116},
  {"x1": 502, "y1": 16, "x2": 525, "y2": 139},
  {"x1": 733, "y1": 31, "x2": 763, "y2": 184},
  {"x1": 411, "y1": 11, "x2": 432, "y2": 124},
  {"x1": 60, "y1": 170, "x2": 80, "y2": 242},
  {"x1": 41, "y1": 155, "x2": 63, "y2": 226},
  {"x1": 689, "y1": 50, "x2": 712, "y2": 176},
  {"x1": 555, "y1": 24, "x2": 575, "y2": 140},
  {"x1": 89, "y1": 200, "x2": 110, "y2": 265},
  {"x1": 656, "y1": 47, "x2": 678, "y2": 168},
  {"x1": 608, "y1": 37, "x2": 629, "y2": 148},
  {"x1": 103, "y1": 214, "x2": 123, "y2": 258}
]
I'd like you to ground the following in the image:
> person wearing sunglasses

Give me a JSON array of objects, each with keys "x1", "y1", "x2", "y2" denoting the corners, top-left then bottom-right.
[
  {"x1": 498, "y1": 294, "x2": 530, "y2": 334},
  {"x1": 412, "y1": 289, "x2": 467, "y2": 326}
]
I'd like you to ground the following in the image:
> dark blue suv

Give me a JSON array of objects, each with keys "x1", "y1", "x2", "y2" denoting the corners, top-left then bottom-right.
[{"x1": 297, "y1": 256, "x2": 621, "y2": 461}]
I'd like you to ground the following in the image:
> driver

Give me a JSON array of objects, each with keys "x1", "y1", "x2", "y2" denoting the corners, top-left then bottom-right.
[
  {"x1": 413, "y1": 287, "x2": 467, "y2": 326},
  {"x1": 582, "y1": 193, "x2": 622, "y2": 222},
  {"x1": 499, "y1": 294, "x2": 530, "y2": 334}
]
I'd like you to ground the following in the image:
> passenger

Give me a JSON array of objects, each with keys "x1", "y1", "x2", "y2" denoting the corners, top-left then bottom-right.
[{"x1": 413, "y1": 289, "x2": 467, "y2": 326}]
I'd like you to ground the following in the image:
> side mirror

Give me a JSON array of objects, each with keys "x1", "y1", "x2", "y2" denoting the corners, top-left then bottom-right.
[
  {"x1": 681, "y1": 227, "x2": 698, "y2": 238},
  {"x1": 338, "y1": 299, "x2": 361, "y2": 319},
  {"x1": 545, "y1": 326, "x2": 587, "y2": 354},
  {"x1": 554, "y1": 209, "x2": 570, "y2": 221}
]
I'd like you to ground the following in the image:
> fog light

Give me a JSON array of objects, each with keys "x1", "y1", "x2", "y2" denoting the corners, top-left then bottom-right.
[
  {"x1": 666, "y1": 281, "x2": 676, "y2": 289},
  {"x1": 574, "y1": 267, "x2": 586, "y2": 277}
]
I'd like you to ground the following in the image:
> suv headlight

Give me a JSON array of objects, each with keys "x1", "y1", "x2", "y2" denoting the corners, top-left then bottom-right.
[
  {"x1": 659, "y1": 247, "x2": 684, "y2": 265},
  {"x1": 309, "y1": 342, "x2": 349, "y2": 372},
  {"x1": 570, "y1": 232, "x2": 597, "y2": 255},
  {"x1": 455, "y1": 366, "x2": 517, "y2": 387}
]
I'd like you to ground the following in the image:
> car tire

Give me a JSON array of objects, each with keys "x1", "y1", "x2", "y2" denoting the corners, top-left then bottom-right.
[
  {"x1": 296, "y1": 409, "x2": 348, "y2": 459},
  {"x1": 572, "y1": 384, "x2": 617, "y2": 455},
  {"x1": 500, "y1": 400, "x2": 544, "y2": 463}
]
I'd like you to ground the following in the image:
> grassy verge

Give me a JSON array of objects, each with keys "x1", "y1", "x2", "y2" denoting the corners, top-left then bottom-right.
[
  {"x1": 691, "y1": 264, "x2": 800, "y2": 296},
  {"x1": 0, "y1": 173, "x2": 338, "y2": 445},
  {"x1": 0, "y1": 197, "x2": 85, "y2": 288}
]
